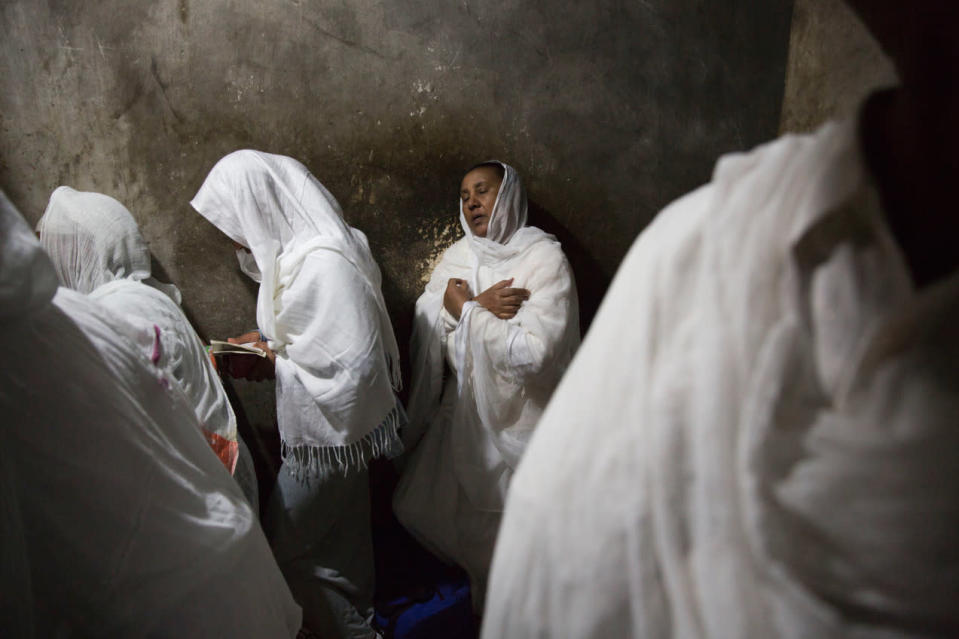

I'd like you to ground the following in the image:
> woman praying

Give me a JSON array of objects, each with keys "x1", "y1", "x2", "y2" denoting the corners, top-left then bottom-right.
[
  {"x1": 393, "y1": 161, "x2": 580, "y2": 611},
  {"x1": 192, "y1": 149, "x2": 403, "y2": 639}
]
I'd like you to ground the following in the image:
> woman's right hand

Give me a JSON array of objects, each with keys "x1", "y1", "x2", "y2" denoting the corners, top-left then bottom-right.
[
  {"x1": 444, "y1": 278, "x2": 473, "y2": 320},
  {"x1": 474, "y1": 278, "x2": 531, "y2": 320}
]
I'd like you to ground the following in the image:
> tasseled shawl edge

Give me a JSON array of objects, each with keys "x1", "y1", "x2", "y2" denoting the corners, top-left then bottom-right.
[{"x1": 280, "y1": 403, "x2": 404, "y2": 480}]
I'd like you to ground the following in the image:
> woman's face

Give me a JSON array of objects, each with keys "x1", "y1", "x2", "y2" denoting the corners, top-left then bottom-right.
[{"x1": 460, "y1": 166, "x2": 502, "y2": 238}]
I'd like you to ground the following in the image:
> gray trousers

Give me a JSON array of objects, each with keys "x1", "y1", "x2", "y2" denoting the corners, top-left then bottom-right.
[
  {"x1": 264, "y1": 461, "x2": 378, "y2": 639},
  {"x1": 233, "y1": 434, "x2": 259, "y2": 513}
]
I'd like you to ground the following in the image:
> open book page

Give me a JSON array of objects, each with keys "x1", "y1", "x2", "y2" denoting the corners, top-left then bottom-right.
[{"x1": 207, "y1": 340, "x2": 267, "y2": 358}]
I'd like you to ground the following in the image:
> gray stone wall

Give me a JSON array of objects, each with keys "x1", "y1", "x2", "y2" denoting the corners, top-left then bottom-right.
[{"x1": 1, "y1": 0, "x2": 793, "y2": 442}]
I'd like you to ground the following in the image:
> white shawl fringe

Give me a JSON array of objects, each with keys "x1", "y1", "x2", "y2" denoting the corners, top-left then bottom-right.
[{"x1": 281, "y1": 405, "x2": 404, "y2": 480}]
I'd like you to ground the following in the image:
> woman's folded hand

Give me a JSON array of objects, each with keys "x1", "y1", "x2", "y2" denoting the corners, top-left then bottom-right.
[{"x1": 473, "y1": 278, "x2": 530, "y2": 320}]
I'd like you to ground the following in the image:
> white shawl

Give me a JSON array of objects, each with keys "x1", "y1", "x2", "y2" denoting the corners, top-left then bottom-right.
[
  {"x1": 404, "y1": 162, "x2": 580, "y2": 454},
  {"x1": 37, "y1": 187, "x2": 238, "y2": 474},
  {"x1": 192, "y1": 150, "x2": 402, "y2": 477},
  {"x1": 0, "y1": 193, "x2": 301, "y2": 637},
  {"x1": 395, "y1": 162, "x2": 579, "y2": 608},
  {"x1": 37, "y1": 186, "x2": 181, "y2": 302},
  {"x1": 483, "y1": 120, "x2": 959, "y2": 637},
  {"x1": 91, "y1": 280, "x2": 241, "y2": 473}
]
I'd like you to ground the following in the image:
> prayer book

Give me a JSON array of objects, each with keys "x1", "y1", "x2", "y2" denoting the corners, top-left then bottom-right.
[{"x1": 207, "y1": 340, "x2": 267, "y2": 358}]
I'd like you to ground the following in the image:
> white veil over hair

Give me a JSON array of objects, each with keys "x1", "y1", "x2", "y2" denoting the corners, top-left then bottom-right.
[
  {"x1": 191, "y1": 150, "x2": 402, "y2": 477},
  {"x1": 37, "y1": 186, "x2": 181, "y2": 302},
  {"x1": 458, "y1": 161, "x2": 532, "y2": 288},
  {"x1": 37, "y1": 187, "x2": 239, "y2": 475}
]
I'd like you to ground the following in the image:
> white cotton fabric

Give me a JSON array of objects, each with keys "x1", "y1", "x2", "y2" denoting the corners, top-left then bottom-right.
[
  {"x1": 0, "y1": 196, "x2": 300, "y2": 637},
  {"x1": 483, "y1": 119, "x2": 959, "y2": 638},
  {"x1": 91, "y1": 279, "x2": 242, "y2": 474},
  {"x1": 191, "y1": 150, "x2": 402, "y2": 476},
  {"x1": 38, "y1": 186, "x2": 239, "y2": 474},
  {"x1": 394, "y1": 162, "x2": 579, "y2": 611},
  {"x1": 37, "y1": 186, "x2": 181, "y2": 302}
]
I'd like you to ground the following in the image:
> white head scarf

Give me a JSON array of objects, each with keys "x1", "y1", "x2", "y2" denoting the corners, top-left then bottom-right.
[
  {"x1": 37, "y1": 186, "x2": 181, "y2": 302},
  {"x1": 460, "y1": 161, "x2": 527, "y2": 243},
  {"x1": 192, "y1": 150, "x2": 402, "y2": 476},
  {"x1": 37, "y1": 187, "x2": 236, "y2": 472},
  {"x1": 458, "y1": 161, "x2": 543, "y2": 292}
]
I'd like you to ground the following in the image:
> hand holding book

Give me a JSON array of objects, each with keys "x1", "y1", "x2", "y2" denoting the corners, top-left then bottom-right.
[{"x1": 208, "y1": 330, "x2": 276, "y2": 381}]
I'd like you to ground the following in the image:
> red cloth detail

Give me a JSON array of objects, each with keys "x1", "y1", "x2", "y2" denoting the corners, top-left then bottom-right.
[{"x1": 202, "y1": 430, "x2": 239, "y2": 475}]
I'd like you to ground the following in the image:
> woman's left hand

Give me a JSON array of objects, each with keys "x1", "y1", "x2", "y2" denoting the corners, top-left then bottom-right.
[
  {"x1": 473, "y1": 278, "x2": 530, "y2": 319},
  {"x1": 444, "y1": 278, "x2": 473, "y2": 320}
]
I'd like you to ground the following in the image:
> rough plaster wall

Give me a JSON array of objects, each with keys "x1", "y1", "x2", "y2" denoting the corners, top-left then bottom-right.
[
  {"x1": 1, "y1": 0, "x2": 792, "y2": 439},
  {"x1": 779, "y1": 0, "x2": 897, "y2": 134}
]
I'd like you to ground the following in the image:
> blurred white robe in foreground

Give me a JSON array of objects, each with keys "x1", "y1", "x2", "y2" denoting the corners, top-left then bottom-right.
[
  {"x1": 394, "y1": 162, "x2": 579, "y2": 610},
  {"x1": 483, "y1": 120, "x2": 959, "y2": 638},
  {"x1": 0, "y1": 192, "x2": 300, "y2": 638}
]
